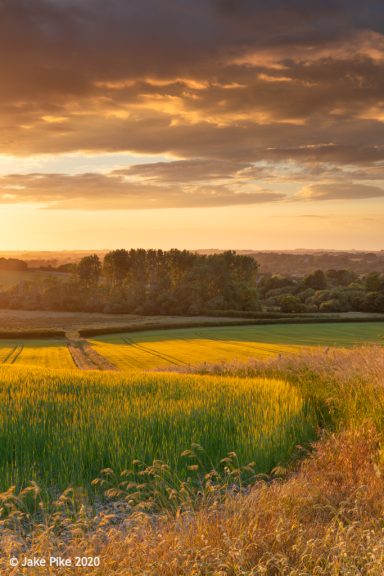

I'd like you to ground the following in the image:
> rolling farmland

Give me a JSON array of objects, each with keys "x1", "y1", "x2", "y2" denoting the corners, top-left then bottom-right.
[
  {"x1": 0, "y1": 321, "x2": 382, "y2": 371},
  {"x1": 0, "y1": 321, "x2": 382, "y2": 492}
]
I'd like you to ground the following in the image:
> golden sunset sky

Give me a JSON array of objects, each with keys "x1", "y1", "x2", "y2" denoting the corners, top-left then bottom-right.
[{"x1": 0, "y1": 0, "x2": 383, "y2": 250}]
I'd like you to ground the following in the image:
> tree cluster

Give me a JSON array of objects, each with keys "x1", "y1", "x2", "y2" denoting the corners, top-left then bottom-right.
[
  {"x1": 259, "y1": 269, "x2": 384, "y2": 313},
  {"x1": 1, "y1": 252, "x2": 383, "y2": 315},
  {"x1": 0, "y1": 250, "x2": 260, "y2": 315}
]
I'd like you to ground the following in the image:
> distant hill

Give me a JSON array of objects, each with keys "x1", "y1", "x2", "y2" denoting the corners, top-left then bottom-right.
[
  {"x1": 0, "y1": 269, "x2": 70, "y2": 290},
  {"x1": 0, "y1": 249, "x2": 383, "y2": 276},
  {"x1": 196, "y1": 250, "x2": 384, "y2": 275},
  {"x1": 0, "y1": 251, "x2": 109, "y2": 269}
]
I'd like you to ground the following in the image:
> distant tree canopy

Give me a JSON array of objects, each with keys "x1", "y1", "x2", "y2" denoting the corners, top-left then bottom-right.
[
  {"x1": 258, "y1": 268, "x2": 384, "y2": 314},
  {"x1": 0, "y1": 249, "x2": 260, "y2": 315},
  {"x1": 99, "y1": 249, "x2": 259, "y2": 314}
]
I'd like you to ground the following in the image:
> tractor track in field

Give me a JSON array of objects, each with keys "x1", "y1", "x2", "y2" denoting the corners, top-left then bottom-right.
[
  {"x1": 122, "y1": 337, "x2": 187, "y2": 366},
  {"x1": 2, "y1": 344, "x2": 24, "y2": 365},
  {"x1": 67, "y1": 339, "x2": 117, "y2": 371},
  {"x1": 202, "y1": 336, "x2": 293, "y2": 357}
]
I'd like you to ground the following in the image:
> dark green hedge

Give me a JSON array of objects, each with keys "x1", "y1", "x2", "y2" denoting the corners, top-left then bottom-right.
[{"x1": 0, "y1": 330, "x2": 66, "y2": 340}]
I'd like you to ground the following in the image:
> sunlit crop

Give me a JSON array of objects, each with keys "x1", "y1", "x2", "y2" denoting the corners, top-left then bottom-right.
[
  {"x1": 0, "y1": 365, "x2": 317, "y2": 492},
  {"x1": 91, "y1": 332, "x2": 301, "y2": 371},
  {"x1": 0, "y1": 340, "x2": 74, "y2": 369},
  {"x1": 90, "y1": 322, "x2": 384, "y2": 371}
]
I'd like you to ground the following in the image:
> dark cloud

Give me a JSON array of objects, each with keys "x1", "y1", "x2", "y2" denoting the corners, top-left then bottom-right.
[{"x1": 0, "y1": 0, "x2": 383, "y2": 209}]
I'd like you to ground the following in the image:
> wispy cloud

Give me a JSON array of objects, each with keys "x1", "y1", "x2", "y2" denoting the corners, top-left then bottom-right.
[
  {"x1": 297, "y1": 182, "x2": 384, "y2": 201},
  {"x1": 0, "y1": 172, "x2": 285, "y2": 209}
]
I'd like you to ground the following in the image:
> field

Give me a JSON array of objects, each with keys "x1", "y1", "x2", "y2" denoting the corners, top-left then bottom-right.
[
  {"x1": 0, "y1": 322, "x2": 384, "y2": 574},
  {"x1": 0, "y1": 321, "x2": 381, "y2": 491},
  {"x1": 1, "y1": 345, "x2": 384, "y2": 575},
  {"x1": 0, "y1": 321, "x2": 382, "y2": 372},
  {"x1": 0, "y1": 366, "x2": 317, "y2": 491},
  {"x1": 91, "y1": 322, "x2": 384, "y2": 370},
  {"x1": 0, "y1": 339, "x2": 74, "y2": 369}
]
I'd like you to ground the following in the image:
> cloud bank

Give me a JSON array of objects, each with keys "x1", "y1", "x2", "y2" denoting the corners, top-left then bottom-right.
[{"x1": 0, "y1": 0, "x2": 383, "y2": 209}]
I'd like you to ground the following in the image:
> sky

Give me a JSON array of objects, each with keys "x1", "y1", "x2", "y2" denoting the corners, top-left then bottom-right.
[{"x1": 0, "y1": 0, "x2": 383, "y2": 251}]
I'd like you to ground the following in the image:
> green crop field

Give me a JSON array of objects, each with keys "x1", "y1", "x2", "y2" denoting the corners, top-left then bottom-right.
[
  {"x1": 91, "y1": 322, "x2": 384, "y2": 371},
  {"x1": 0, "y1": 340, "x2": 74, "y2": 369},
  {"x1": 0, "y1": 366, "x2": 317, "y2": 491}
]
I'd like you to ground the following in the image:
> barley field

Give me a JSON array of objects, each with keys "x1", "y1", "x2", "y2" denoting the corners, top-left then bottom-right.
[
  {"x1": 90, "y1": 322, "x2": 384, "y2": 371},
  {"x1": 0, "y1": 366, "x2": 317, "y2": 491}
]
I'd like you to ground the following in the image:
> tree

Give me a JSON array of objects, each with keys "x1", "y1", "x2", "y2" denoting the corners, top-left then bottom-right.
[
  {"x1": 365, "y1": 272, "x2": 381, "y2": 293},
  {"x1": 363, "y1": 292, "x2": 384, "y2": 313},
  {"x1": 319, "y1": 299, "x2": 341, "y2": 312},
  {"x1": 78, "y1": 255, "x2": 101, "y2": 289},
  {"x1": 103, "y1": 249, "x2": 131, "y2": 287},
  {"x1": 304, "y1": 269, "x2": 327, "y2": 290},
  {"x1": 280, "y1": 295, "x2": 306, "y2": 313},
  {"x1": 326, "y1": 269, "x2": 357, "y2": 287}
]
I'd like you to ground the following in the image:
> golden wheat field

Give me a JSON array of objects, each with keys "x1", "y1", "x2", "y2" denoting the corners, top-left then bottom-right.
[{"x1": 0, "y1": 339, "x2": 74, "y2": 369}]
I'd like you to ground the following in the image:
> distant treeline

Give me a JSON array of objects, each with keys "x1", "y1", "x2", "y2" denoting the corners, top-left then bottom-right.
[
  {"x1": 0, "y1": 258, "x2": 28, "y2": 271},
  {"x1": 0, "y1": 250, "x2": 383, "y2": 315},
  {"x1": 0, "y1": 249, "x2": 259, "y2": 315},
  {"x1": 2, "y1": 251, "x2": 384, "y2": 276},
  {"x1": 258, "y1": 269, "x2": 384, "y2": 314},
  {"x1": 249, "y1": 251, "x2": 384, "y2": 275}
]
